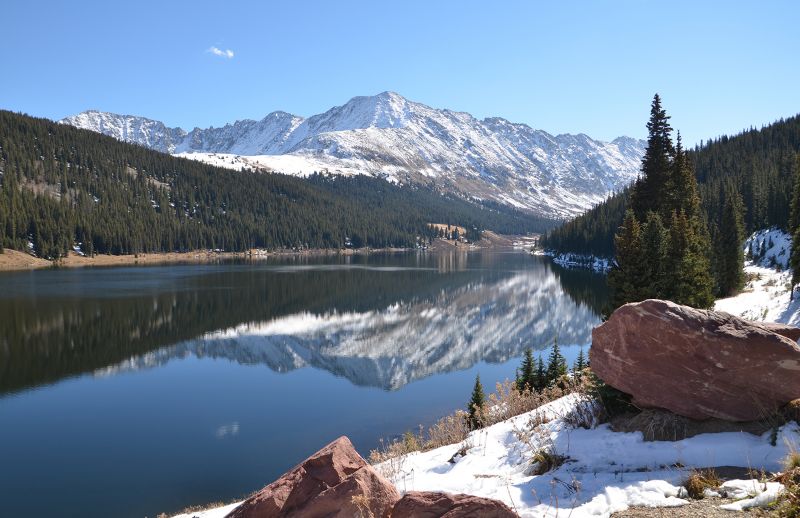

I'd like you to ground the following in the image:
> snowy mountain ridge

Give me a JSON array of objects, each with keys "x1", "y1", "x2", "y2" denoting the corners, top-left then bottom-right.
[{"x1": 61, "y1": 92, "x2": 646, "y2": 217}]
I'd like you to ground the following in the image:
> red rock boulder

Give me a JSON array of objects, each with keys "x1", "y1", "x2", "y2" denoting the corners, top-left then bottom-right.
[
  {"x1": 591, "y1": 299, "x2": 800, "y2": 421},
  {"x1": 226, "y1": 436, "x2": 400, "y2": 518},
  {"x1": 391, "y1": 491, "x2": 518, "y2": 517}
]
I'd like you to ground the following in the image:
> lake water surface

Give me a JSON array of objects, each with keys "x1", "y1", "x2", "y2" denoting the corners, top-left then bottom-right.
[{"x1": 0, "y1": 251, "x2": 607, "y2": 517}]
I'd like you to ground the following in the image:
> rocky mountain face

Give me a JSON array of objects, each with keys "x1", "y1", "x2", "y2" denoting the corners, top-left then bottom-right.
[{"x1": 61, "y1": 92, "x2": 645, "y2": 217}]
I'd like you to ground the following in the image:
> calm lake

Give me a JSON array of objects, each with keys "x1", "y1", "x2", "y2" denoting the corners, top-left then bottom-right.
[{"x1": 0, "y1": 251, "x2": 607, "y2": 517}]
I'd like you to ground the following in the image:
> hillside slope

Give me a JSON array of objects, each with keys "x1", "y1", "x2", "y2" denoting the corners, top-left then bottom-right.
[
  {"x1": 541, "y1": 114, "x2": 800, "y2": 256},
  {"x1": 0, "y1": 110, "x2": 551, "y2": 259}
]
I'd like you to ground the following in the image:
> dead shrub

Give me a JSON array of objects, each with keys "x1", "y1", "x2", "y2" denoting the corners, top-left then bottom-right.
[
  {"x1": 529, "y1": 447, "x2": 567, "y2": 476},
  {"x1": 682, "y1": 468, "x2": 722, "y2": 499}
]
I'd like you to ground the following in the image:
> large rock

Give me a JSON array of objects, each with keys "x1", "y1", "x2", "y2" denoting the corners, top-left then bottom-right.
[
  {"x1": 591, "y1": 299, "x2": 800, "y2": 421},
  {"x1": 226, "y1": 436, "x2": 399, "y2": 518},
  {"x1": 391, "y1": 491, "x2": 518, "y2": 517}
]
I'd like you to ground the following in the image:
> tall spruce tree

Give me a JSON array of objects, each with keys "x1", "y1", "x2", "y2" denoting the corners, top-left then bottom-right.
[
  {"x1": 467, "y1": 374, "x2": 486, "y2": 430},
  {"x1": 665, "y1": 211, "x2": 715, "y2": 307},
  {"x1": 640, "y1": 212, "x2": 668, "y2": 298},
  {"x1": 630, "y1": 94, "x2": 674, "y2": 220},
  {"x1": 790, "y1": 155, "x2": 800, "y2": 299},
  {"x1": 608, "y1": 95, "x2": 715, "y2": 311},
  {"x1": 608, "y1": 210, "x2": 646, "y2": 310},
  {"x1": 716, "y1": 188, "x2": 746, "y2": 296}
]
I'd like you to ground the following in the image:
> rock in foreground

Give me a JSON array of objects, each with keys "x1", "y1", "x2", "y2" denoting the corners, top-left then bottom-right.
[
  {"x1": 226, "y1": 436, "x2": 519, "y2": 517},
  {"x1": 392, "y1": 491, "x2": 517, "y2": 517},
  {"x1": 591, "y1": 299, "x2": 800, "y2": 421},
  {"x1": 226, "y1": 436, "x2": 399, "y2": 518}
]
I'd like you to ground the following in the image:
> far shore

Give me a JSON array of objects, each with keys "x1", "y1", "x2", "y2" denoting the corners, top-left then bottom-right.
[
  {"x1": 0, "y1": 232, "x2": 534, "y2": 273},
  {"x1": 0, "y1": 247, "x2": 411, "y2": 273}
]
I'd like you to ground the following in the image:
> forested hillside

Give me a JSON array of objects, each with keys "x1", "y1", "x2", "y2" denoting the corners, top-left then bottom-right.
[
  {"x1": 541, "y1": 114, "x2": 800, "y2": 257},
  {"x1": 0, "y1": 110, "x2": 552, "y2": 258}
]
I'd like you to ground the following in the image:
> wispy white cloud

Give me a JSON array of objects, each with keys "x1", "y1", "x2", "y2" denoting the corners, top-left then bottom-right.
[{"x1": 207, "y1": 46, "x2": 234, "y2": 59}]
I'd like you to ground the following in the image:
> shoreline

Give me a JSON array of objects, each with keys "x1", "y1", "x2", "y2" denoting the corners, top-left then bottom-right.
[
  {"x1": 0, "y1": 237, "x2": 526, "y2": 273},
  {"x1": 0, "y1": 246, "x2": 415, "y2": 273}
]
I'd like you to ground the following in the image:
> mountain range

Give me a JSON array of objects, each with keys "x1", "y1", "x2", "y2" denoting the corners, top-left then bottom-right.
[{"x1": 61, "y1": 92, "x2": 645, "y2": 218}]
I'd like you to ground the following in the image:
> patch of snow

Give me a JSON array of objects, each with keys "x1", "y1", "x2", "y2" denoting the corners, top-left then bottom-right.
[
  {"x1": 718, "y1": 479, "x2": 784, "y2": 511},
  {"x1": 714, "y1": 228, "x2": 800, "y2": 325},
  {"x1": 171, "y1": 501, "x2": 242, "y2": 518},
  {"x1": 378, "y1": 393, "x2": 798, "y2": 517},
  {"x1": 542, "y1": 251, "x2": 611, "y2": 272}
]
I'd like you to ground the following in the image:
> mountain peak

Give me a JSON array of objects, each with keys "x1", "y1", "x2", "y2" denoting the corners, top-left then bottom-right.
[{"x1": 61, "y1": 93, "x2": 646, "y2": 217}]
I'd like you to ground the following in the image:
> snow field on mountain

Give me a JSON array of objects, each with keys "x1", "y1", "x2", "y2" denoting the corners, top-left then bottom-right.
[{"x1": 61, "y1": 92, "x2": 646, "y2": 217}]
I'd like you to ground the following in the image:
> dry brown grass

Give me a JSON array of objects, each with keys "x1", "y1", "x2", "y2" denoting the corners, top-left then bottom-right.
[
  {"x1": 369, "y1": 375, "x2": 593, "y2": 468},
  {"x1": 683, "y1": 468, "x2": 722, "y2": 499}
]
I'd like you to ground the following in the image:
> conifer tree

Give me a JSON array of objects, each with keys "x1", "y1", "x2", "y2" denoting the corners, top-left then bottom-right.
[
  {"x1": 665, "y1": 211, "x2": 715, "y2": 307},
  {"x1": 516, "y1": 348, "x2": 536, "y2": 393},
  {"x1": 545, "y1": 337, "x2": 567, "y2": 386},
  {"x1": 535, "y1": 355, "x2": 546, "y2": 392},
  {"x1": 467, "y1": 374, "x2": 485, "y2": 430},
  {"x1": 716, "y1": 189, "x2": 746, "y2": 296},
  {"x1": 630, "y1": 94, "x2": 674, "y2": 220},
  {"x1": 790, "y1": 155, "x2": 800, "y2": 299},
  {"x1": 608, "y1": 210, "x2": 646, "y2": 311},
  {"x1": 572, "y1": 347, "x2": 587, "y2": 380},
  {"x1": 640, "y1": 212, "x2": 668, "y2": 298}
]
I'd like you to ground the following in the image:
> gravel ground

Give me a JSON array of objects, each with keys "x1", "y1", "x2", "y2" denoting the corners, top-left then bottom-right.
[{"x1": 612, "y1": 496, "x2": 774, "y2": 517}]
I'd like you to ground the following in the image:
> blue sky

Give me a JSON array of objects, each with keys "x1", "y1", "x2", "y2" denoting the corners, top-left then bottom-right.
[{"x1": 2, "y1": 0, "x2": 798, "y2": 145}]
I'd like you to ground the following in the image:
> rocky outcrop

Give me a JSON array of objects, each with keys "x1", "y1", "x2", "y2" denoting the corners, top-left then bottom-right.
[
  {"x1": 391, "y1": 491, "x2": 518, "y2": 517},
  {"x1": 591, "y1": 299, "x2": 800, "y2": 421},
  {"x1": 225, "y1": 436, "x2": 520, "y2": 518},
  {"x1": 226, "y1": 436, "x2": 399, "y2": 518}
]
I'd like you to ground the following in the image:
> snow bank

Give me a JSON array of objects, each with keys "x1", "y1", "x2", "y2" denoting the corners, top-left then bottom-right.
[
  {"x1": 715, "y1": 228, "x2": 800, "y2": 325},
  {"x1": 379, "y1": 393, "x2": 799, "y2": 517},
  {"x1": 541, "y1": 251, "x2": 611, "y2": 272},
  {"x1": 171, "y1": 501, "x2": 242, "y2": 518}
]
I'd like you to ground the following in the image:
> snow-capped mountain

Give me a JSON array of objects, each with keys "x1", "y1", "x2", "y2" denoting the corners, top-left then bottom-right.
[{"x1": 61, "y1": 92, "x2": 645, "y2": 217}]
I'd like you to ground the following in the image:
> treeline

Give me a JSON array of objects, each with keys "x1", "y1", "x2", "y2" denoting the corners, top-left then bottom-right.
[
  {"x1": 0, "y1": 110, "x2": 554, "y2": 258},
  {"x1": 540, "y1": 113, "x2": 800, "y2": 260}
]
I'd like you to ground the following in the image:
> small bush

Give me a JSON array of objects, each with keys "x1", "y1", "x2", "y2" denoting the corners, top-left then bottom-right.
[
  {"x1": 529, "y1": 447, "x2": 567, "y2": 476},
  {"x1": 586, "y1": 372, "x2": 637, "y2": 419},
  {"x1": 683, "y1": 468, "x2": 722, "y2": 499}
]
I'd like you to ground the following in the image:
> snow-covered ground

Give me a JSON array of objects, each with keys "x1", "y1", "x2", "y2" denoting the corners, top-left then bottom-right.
[
  {"x1": 375, "y1": 393, "x2": 793, "y2": 517},
  {"x1": 171, "y1": 501, "x2": 242, "y2": 518},
  {"x1": 715, "y1": 228, "x2": 800, "y2": 325}
]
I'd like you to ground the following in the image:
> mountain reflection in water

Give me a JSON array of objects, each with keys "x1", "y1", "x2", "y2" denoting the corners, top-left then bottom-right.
[{"x1": 0, "y1": 251, "x2": 607, "y2": 395}]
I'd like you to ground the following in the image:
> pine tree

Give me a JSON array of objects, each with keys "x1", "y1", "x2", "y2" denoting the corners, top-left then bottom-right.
[
  {"x1": 665, "y1": 211, "x2": 715, "y2": 307},
  {"x1": 467, "y1": 374, "x2": 486, "y2": 430},
  {"x1": 535, "y1": 355, "x2": 546, "y2": 392},
  {"x1": 572, "y1": 347, "x2": 587, "y2": 380},
  {"x1": 545, "y1": 337, "x2": 567, "y2": 387},
  {"x1": 630, "y1": 94, "x2": 674, "y2": 220},
  {"x1": 716, "y1": 189, "x2": 746, "y2": 296},
  {"x1": 639, "y1": 212, "x2": 668, "y2": 298},
  {"x1": 791, "y1": 155, "x2": 800, "y2": 299},
  {"x1": 516, "y1": 348, "x2": 536, "y2": 393},
  {"x1": 608, "y1": 210, "x2": 646, "y2": 310}
]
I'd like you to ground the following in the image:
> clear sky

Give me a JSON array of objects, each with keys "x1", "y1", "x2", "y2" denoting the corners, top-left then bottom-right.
[{"x1": 2, "y1": 0, "x2": 798, "y2": 145}]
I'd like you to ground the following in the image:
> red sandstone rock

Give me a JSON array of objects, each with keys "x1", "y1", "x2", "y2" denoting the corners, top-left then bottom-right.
[
  {"x1": 391, "y1": 491, "x2": 518, "y2": 517},
  {"x1": 226, "y1": 436, "x2": 399, "y2": 518},
  {"x1": 591, "y1": 299, "x2": 800, "y2": 421}
]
